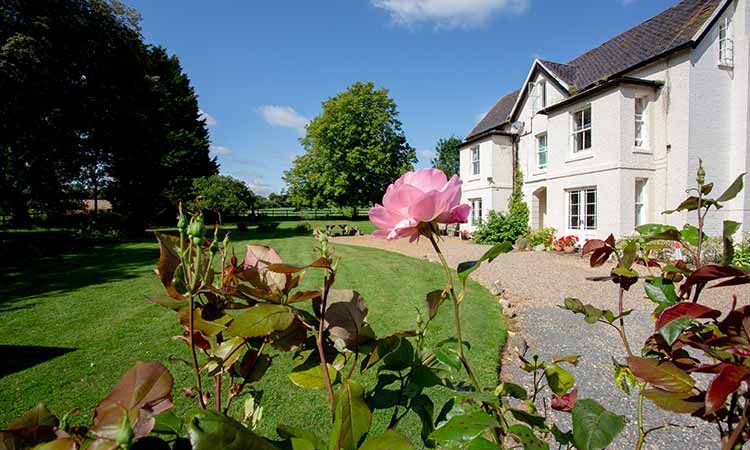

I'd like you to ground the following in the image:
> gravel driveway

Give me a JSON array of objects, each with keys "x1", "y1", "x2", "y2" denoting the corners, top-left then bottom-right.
[{"x1": 335, "y1": 235, "x2": 750, "y2": 449}]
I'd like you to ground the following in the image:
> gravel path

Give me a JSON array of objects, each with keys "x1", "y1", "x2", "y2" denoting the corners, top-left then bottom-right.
[{"x1": 334, "y1": 235, "x2": 750, "y2": 450}]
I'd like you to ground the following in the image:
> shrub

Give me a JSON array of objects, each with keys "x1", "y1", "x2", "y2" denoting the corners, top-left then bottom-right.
[
  {"x1": 236, "y1": 221, "x2": 249, "y2": 232},
  {"x1": 733, "y1": 233, "x2": 750, "y2": 268},
  {"x1": 294, "y1": 222, "x2": 312, "y2": 234},
  {"x1": 474, "y1": 201, "x2": 529, "y2": 245},
  {"x1": 256, "y1": 221, "x2": 280, "y2": 232},
  {"x1": 521, "y1": 227, "x2": 556, "y2": 248}
]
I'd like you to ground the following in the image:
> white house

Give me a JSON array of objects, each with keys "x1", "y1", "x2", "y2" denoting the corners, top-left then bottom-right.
[{"x1": 460, "y1": 0, "x2": 750, "y2": 240}]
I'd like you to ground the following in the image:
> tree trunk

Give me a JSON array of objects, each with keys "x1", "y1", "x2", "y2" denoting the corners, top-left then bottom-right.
[{"x1": 10, "y1": 195, "x2": 31, "y2": 228}]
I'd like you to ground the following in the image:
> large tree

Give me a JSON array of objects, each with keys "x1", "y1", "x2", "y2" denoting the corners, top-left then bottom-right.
[
  {"x1": 0, "y1": 0, "x2": 216, "y2": 229},
  {"x1": 191, "y1": 175, "x2": 255, "y2": 219},
  {"x1": 431, "y1": 136, "x2": 462, "y2": 176},
  {"x1": 283, "y1": 82, "x2": 416, "y2": 213}
]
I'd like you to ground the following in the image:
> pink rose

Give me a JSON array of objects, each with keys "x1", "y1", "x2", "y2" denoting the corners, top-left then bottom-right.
[{"x1": 369, "y1": 168, "x2": 471, "y2": 241}]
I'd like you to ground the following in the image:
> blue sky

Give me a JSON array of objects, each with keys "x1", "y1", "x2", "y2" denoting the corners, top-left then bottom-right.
[{"x1": 126, "y1": 0, "x2": 680, "y2": 196}]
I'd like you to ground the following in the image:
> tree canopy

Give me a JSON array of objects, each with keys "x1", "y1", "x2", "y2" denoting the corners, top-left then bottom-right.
[
  {"x1": 0, "y1": 0, "x2": 217, "y2": 229},
  {"x1": 191, "y1": 175, "x2": 255, "y2": 218},
  {"x1": 431, "y1": 136, "x2": 462, "y2": 176},
  {"x1": 283, "y1": 82, "x2": 416, "y2": 212}
]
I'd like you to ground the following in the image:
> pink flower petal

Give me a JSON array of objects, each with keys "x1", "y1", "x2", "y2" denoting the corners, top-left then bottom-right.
[
  {"x1": 369, "y1": 204, "x2": 404, "y2": 230},
  {"x1": 408, "y1": 192, "x2": 438, "y2": 222},
  {"x1": 403, "y1": 168, "x2": 448, "y2": 193},
  {"x1": 435, "y1": 203, "x2": 471, "y2": 224},
  {"x1": 383, "y1": 183, "x2": 424, "y2": 213}
]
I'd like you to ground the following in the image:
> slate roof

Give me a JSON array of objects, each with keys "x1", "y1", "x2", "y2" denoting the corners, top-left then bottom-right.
[{"x1": 467, "y1": 0, "x2": 723, "y2": 140}]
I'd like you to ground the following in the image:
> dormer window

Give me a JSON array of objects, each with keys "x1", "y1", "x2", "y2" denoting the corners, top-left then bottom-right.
[{"x1": 719, "y1": 16, "x2": 734, "y2": 67}]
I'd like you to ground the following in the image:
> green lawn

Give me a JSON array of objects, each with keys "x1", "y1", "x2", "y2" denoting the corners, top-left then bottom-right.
[{"x1": 0, "y1": 222, "x2": 505, "y2": 445}]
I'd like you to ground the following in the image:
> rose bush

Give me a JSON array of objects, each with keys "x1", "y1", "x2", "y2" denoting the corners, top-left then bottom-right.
[{"x1": 6, "y1": 165, "x2": 750, "y2": 450}]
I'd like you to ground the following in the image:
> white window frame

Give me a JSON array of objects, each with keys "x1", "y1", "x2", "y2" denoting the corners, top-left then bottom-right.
[
  {"x1": 571, "y1": 105, "x2": 592, "y2": 153},
  {"x1": 536, "y1": 133, "x2": 548, "y2": 169},
  {"x1": 634, "y1": 96, "x2": 649, "y2": 149},
  {"x1": 470, "y1": 146, "x2": 480, "y2": 176},
  {"x1": 635, "y1": 178, "x2": 647, "y2": 227},
  {"x1": 470, "y1": 198, "x2": 483, "y2": 225},
  {"x1": 567, "y1": 187, "x2": 597, "y2": 231},
  {"x1": 719, "y1": 16, "x2": 734, "y2": 67}
]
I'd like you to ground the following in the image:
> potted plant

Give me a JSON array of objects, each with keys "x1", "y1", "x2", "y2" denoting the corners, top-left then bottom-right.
[
  {"x1": 461, "y1": 229, "x2": 472, "y2": 240},
  {"x1": 562, "y1": 235, "x2": 579, "y2": 253}
]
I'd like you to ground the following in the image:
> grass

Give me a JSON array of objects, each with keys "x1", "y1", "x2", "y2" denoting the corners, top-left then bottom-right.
[{"x1": 0, "y1": 221, "x2": 505, "y2": 446}]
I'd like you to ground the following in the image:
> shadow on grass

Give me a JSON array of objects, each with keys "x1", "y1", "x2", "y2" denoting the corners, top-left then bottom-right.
[
  {"x1": 0, "y1": 345, "x2": 76, "y2": 378},
  {"x1": 0, "y1": 232, "x2": 156, "y2": 306}
]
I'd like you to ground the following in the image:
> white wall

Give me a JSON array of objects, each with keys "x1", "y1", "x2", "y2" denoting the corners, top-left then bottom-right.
[{"x1": 459, "y1": 135, "x2": 513, "y2": 231}]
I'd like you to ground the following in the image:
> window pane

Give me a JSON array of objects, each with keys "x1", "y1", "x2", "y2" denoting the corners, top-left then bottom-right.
[
  {"x1": 583, "y1": 107, "x2": 591, "y2": 127},
  {"x1": 584, "y1": 130, "x2": 591, "y2": 149}
]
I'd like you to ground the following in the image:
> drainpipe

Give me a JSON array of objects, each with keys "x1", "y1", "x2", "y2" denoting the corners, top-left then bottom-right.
[{"x1": 509, "y1": 121, "x2": 525, "y2": 196}]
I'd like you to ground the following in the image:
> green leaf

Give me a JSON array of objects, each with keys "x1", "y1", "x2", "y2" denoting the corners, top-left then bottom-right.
[
  {"x1": 457, "y1": 260, "x2": 481, "y2": 283},
  {"x1": 277, "y1": 425, "x2": 326, "y2": 450},
  {"x1": 360, "y1": 336, "x2": 401, "y2": 372},
  {"x1": 429, "y1": 411, "x2": 498, "y2": 443},
  {"x1": 410, "y1": 394, "x2": 435, "y2": 447},
  {"x1": 412, "y1": 366, "x2": 443, "y2": 388},
  {"x1": 509, "y1": 409, "x2": 546, "y2": 428},
  {"x1": 434, "y1": 348, "x2": 462, "y2": 371},
  {"x1": 658, "y1": 316, "x2": 693, "y2": 346},
  {"x1": 228, "y1": 304, "x2": 295, "y2": 338},
  {"x1": 544, "y1": 365, "x2": 575, "y2": 395},
  {"x1": 644, "y1": 278, "x2": 678, "y2": 315},
  {"x1": 680, "y1": 224, "x2": 703, "y2": 246},
  {"x1": 508, "y1": 424, "x2": 550, "y2": 450},
  {"x1": 723, "y1": 220, "x2": 742, "y2": 265},
  {"x1": 425, "y1": 290, "x2": 447, "y2": 321},
  {"x1": 626, "y1": 357, "x2": 695, "y2": 393},
  {"x1": 663, "y1": 197, "x2": 701, "y2": 215},
  {"x1": 620, "y1": 240, "x2": 637, "y2": 269},
  {"x1": 382, "y1": 338, "x2": 415, "y2": 371},
  {"x1": 571, "y1": 399, "x2": 625, "y2": 450},
  {"x1": 187, "y1": 410, "x2": 279, "y2": 450},
  {"x1": 291, "y1": 438, "x2": 316, "y2": 450},
  {"x1": 145, "y1": 295, "x2": 186, "y2": 311},
  {"x1": 716, "y1": 173, "x2": 746, "y2": 202},
  {"x1": 328, "y1": 380, "x2": 372, "y2": 450},
  {"x1": 495, "y1": 382, "x2": 527, "y2": 400},
  {"x1": 612, "y1": 359, "x2": 637, "y2": 395},
  {"x1": 480, "y1": 242, "x2": 514, "y2": 263},
  {"x1": 359, "y1": 430, "x2": 414, "y2": 450},
  {"x1": 642, "y1": 389, "x2": 703, "y2": 414},
  {"x1": 635, "y1": 224, "x2": 679, "y2": 240},
  {"x1": 288, "y1": 362, "x2": 337, "y2": 390},
  {"x1": 467, "y1": 437, "x2": 497, "y2": 450}
]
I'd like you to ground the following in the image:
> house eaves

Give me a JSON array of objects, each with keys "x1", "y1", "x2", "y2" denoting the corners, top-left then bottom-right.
[{"x1": 538, "y1": 77, "x2": 664, "y2": 115}]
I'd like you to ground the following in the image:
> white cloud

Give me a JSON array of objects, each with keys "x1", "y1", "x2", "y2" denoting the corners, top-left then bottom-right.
[
  {"x1": 418, "y1": 150, "x2": 436, "y2": 161},
  {"x1": 372, "y1": 0, "x2": 529, "y2": 29},
  {"x1": 621, "y1": 0, "x2": 637, "y2": 4},
  {"x1": 259, "y1": 105, "x2": 309, "y2": 135},
  {"x1": 198, "y1": 109, "x2": 217, "y2": 126},
  {"x1": 210, "y1": 145, "x2": 232, "y2": 155}
]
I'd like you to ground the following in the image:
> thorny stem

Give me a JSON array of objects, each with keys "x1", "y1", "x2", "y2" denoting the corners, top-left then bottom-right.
[
  {"x1": 188, "y1": 292, "x2": 206, "y2": 409},
  {"x1": 427, "y1": 233, "x2": 481, "y2": 389},
  {"x1": 317, "y1": 271, "x2": 336, "y2": 410},
  {"x1": 723, "y1": 396, "x2": 750, "y2": 450},
  {"x1": 635, "y1": 384, "x2": 646, "y2": 450},
  {"x1": 427, "y1": 232, "x2": 501, "y2": 447},
  {"x1": 617, "y1": 288, "x2": 634, "y2": 357}
]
